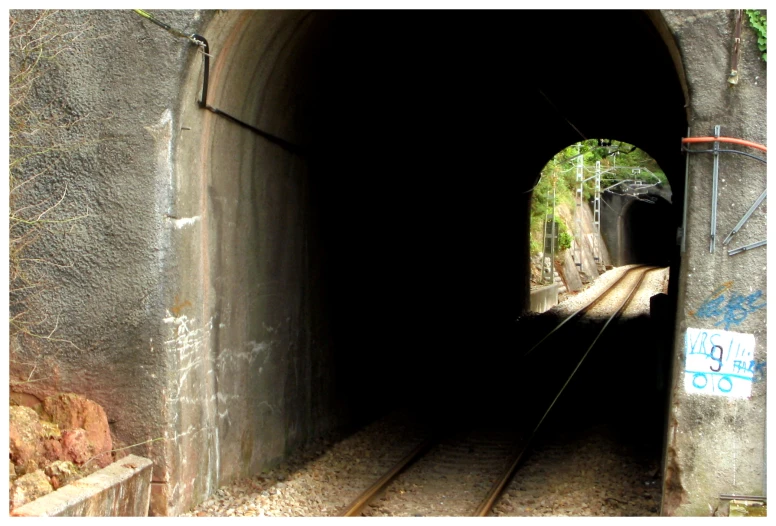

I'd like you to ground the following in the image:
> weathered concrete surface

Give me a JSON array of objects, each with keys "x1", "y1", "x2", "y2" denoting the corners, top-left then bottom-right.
[
  {"x1": 11, "y1": 455, "x2": 153, "y2": 517},
  {"x1": 660, "y1": 9, "x2": 767, "y2": 516},
  {"x1": 158, "y1": 10, "x2": 343, "y2": 515},
  {"x1": 560, "y1": 250, "x2": 584, "y2": 292},
  {"x1": 529, "y1": 284, "x2": 559, "y2": 313},
  {"x1": 8, "y1": 7, "x2": 204, "y2": 515}
]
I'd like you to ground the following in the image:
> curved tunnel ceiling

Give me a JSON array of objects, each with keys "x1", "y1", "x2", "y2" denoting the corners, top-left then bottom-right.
[{"x1": 205, "y1": 10, "x2": 687, "y2": 189}]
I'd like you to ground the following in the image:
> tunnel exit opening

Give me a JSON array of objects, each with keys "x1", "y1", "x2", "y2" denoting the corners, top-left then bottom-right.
[
  {"x1": 528, "y1": 139, "x2": 674, "y2": 295},
  {"x1": 173, "y1": 8, "x2": 689, "y2": 504}
]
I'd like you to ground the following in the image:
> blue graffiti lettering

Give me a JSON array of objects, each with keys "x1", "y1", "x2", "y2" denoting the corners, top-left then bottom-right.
[
  {"x1": 751, "y1": 360, "x2": 767, "y2": 383},
  {"x1": 693, "y1": 288, "x2": 766, "y2": 330},
  {"x1": 729, "y1": 359, "x2": 766, "y2": 381},
  {"x1": 688, "y1": 330, "x2": 708, "y2": 355}
]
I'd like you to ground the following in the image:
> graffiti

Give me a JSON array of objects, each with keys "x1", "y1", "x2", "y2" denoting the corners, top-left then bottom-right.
[
  {"x1": 709, "y1": 345, "x2": 723, "y2": 372},
  {"x1": 733, "y1": 359, "x2": 767, "y2": 383},
  {"x1": 690, "y1": 281, "x2": 766, "y2": 330},
  {"x1": 684, "y1": 327, "x2": 763, "y2": 398}
]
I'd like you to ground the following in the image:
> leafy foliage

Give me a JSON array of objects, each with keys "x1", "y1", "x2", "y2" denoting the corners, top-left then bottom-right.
[
  {"x1": 746, "y1": 10, "x2": 767, "y2": 62},
  {"x1": 557, "y1": 221, "x2": 573, "y2": 251},
  {"x1": 529, "y1": 139, "x2": 667, "y2": 258}
]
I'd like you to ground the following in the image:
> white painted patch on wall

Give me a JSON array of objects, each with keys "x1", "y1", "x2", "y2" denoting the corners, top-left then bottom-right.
[
  {"x1": 145, "y1": 109, "x2": 174, "y2": 194},
  {"x1": 170, "y1": 215, "x2": 201, "y2": 229},
  {"x1": 684, "y1": 327, "x2": 759, "y2": 398}
]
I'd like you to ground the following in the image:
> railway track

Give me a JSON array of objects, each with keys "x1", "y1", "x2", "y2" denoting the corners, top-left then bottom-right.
[{"x1": 336, "y1": 265, "x2": 660, "y2": 517}]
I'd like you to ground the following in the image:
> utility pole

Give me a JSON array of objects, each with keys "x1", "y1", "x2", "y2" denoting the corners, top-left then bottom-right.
[
  {"x1": 541, "y1": 175, "x2": 557, "y2": 284},
  {"x1": 593, "y1": 160, "x2": 601, "y2": 267},
  {"x1": 574, "y1": 145, "x2": 583, "y2": 272}
]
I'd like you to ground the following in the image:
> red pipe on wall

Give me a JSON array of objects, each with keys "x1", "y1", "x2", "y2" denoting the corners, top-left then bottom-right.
[{"x1": 682, "y1": 136, "x2": 767, "y2": 152}]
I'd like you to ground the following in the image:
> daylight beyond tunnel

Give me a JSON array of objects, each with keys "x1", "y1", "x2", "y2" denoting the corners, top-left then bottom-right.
[{"x1": 196, "y1": 10, "x2": 687, "y2": 418}]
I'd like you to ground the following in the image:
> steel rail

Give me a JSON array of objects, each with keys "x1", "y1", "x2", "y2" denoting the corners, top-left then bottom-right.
[
  {"x1": 338, "y1": 267, "x2": 657, "y2": 517},
  {"x1": 338, "y1": 437, "x2": 437, "y2": 516},
  {"x1": 473, "y1": 267, "x2": 658, "y2": 517},
  {"x1": 521, "y1": 265, "x2": 648, "y2": 359}
]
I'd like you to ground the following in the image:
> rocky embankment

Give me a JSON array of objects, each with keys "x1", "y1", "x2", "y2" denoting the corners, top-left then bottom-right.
[{"x1": 9, "y1": 393, "x2": 113, "y2": 512}]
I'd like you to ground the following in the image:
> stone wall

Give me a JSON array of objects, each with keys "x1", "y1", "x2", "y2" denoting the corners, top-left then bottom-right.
[{"x1": 659, "y1": 9, "x2": 767, "y2": 516}]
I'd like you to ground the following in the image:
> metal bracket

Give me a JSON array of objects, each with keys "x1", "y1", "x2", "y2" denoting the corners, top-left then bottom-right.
[
  {"x1": 710, "y1": 125, "x2": 721, "y2": 253},
  {"x1": 722, "y1": 188, "x2": 767, "y2": 246},
  {"x1": 727, "y1": 239, "x2": 767, "y2": 256}
]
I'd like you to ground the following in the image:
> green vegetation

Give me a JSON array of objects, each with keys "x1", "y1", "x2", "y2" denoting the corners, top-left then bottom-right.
[
  {"x1": 529, "y1": 139, "x2": 667, "y2": 259},
  {"x1": 746, "y1": 10, "x2": 767, "y2": 62}
]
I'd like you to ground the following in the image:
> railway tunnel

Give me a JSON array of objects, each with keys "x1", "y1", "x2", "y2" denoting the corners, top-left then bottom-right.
[
  {"x1": 8, "y1": 8, "x2": 767, "y2": 516},
  {"x1": 168, "y1": 8, "x2": 689, "y2": 508}
]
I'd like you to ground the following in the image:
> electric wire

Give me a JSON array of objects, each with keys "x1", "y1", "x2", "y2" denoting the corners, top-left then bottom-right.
[
  {"x1": 682, "y1": 146, "x2": 766, "y2": 164},
  {"x1": 537, "y1": 89, "x2": 588, "y2": 141}
]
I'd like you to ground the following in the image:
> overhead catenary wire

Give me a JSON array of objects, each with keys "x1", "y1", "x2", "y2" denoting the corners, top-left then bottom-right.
[{"x1": 537, "y1": 89, "x2": 588, "y2": 141}]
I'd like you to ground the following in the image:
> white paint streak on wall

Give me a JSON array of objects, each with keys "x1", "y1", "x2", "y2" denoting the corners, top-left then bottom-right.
[
  {"x1": 145, "y1": 109, "x2": 173, "y2": 194},
  {"x1": 170, "y1": 215, "x2": 201, "y2": 229},
  {"x1": 215, "y1": 340, "x2": 273, "y2": 369},
  {"x1": 162, "y1": 310, "x2": 219, "y2": 510}
]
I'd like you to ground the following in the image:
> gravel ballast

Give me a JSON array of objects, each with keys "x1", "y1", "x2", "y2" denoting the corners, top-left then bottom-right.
[{"x1": 182, "y1": 265, "x2": 670, "y2": 517}]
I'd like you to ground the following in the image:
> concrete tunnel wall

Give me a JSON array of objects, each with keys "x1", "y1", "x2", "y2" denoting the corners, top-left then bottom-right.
[
  {"x1": 169, "y1": 11, "x2": 689, "y2": 515},
  {"x1": 8, "y1": 9, "x2": 766, "y2": 517},
  {"x1": 659, "y1": 10, "x2": 767, "y2": 517}
]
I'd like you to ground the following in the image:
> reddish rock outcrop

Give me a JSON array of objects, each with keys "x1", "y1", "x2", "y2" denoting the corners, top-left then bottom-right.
[
  {"x1": 9, "y1": 406, "x2": 46, "y2": 472},
  {"x1": 10, "y1": 470, "x2": 53, "y2": 509},
  {"x1": 9, "y1": 393, "x2": 114, "y2": 513},
  {"x1": 43, "y1": 394, "x2": 113, "y2": 468}
]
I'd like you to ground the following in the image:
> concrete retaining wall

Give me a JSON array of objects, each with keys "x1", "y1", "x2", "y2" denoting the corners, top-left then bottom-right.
[
  {"x1": 11, "y1": 455, "x2": 153, "y2": 517},
  {"x1": 529, "y1": 284, "x2": 559, "y2": 313}
]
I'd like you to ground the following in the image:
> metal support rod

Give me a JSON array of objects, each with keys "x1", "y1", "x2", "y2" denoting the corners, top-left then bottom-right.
[
  {"x1": 722, "y1": 188, "x2": 767, "y2": 245},
  {"x1": 682, "y1": 127, "x2": 690, "y2": 253},
  {"x1": 719, "y1": 494, "x2": 767, "y2": 502},
  {"x1": 593, "y1": 161, "x2": 601, "y2": 263},
  {"x1": 542, "y1": 181, "x2": 555, "y2": 285},
  {"x1": 710, "y1": 125, "x2": 721, "y2": 253},
  {"x1": 551, "y1": 181, "x2": 556, "y2": 278},
  {"x1": 575, "y1": 148, "x2": 584, "y2": 270},
  {"x1": 727, "y1": 239, "x2": 767, "y2": 256},
  {"x1": 728, "y1": 9, "x2": 744, "y2": 85}
]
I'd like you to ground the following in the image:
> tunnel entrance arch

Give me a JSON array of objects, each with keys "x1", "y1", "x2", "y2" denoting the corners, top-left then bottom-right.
[
  {"x1": 614, "y1": 193, "x2": 675, "y2": 267},
  {"x1": 166, "y1": 9, "x2": 690, "y2": 515}
]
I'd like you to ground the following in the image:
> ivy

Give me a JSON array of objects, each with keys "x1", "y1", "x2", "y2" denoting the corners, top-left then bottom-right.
[{"x1": 746, "y1": 9, "x2": 767, "y2": 62}]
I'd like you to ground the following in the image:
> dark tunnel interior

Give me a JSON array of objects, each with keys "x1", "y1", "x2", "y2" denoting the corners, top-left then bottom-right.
[
  {"x1": 621, "y1": 197, "x2": 676, "y2": 267},
  {"x1": 256, "y1": 10, "x2": 688, "y2": 425}
]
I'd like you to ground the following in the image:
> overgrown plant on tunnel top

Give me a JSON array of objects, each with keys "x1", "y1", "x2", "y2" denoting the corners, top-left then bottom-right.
[{"x1": 745, "y1": 9, "x2": 767, "y2": 61}]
